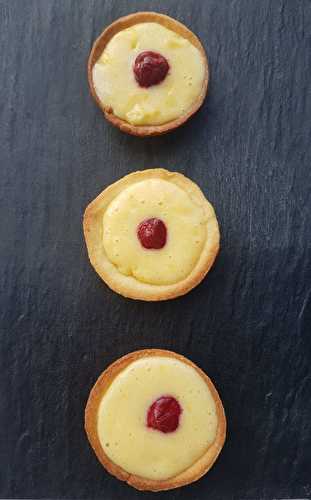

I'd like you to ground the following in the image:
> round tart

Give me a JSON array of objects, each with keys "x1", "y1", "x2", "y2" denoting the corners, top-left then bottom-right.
[
  {"x1": 88, "y1": 12, "x2": 208, "y2": 136},
  {"x1": 85, "y1": 349, "x2": 226, "y2": 491},
  {"x1": 83, "y1": 169, "x2": 220, "y2": 301}
]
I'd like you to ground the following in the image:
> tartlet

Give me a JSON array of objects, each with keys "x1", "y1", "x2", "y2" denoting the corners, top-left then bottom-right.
[
  {"x1": 88, "y1": 12, "x2": 209, "y2": 136},
  {"x1": 83, "y1": 168, "x2": 220, "y2": 301},
  {"x1": 85, "y1": 349, "x2": 226, "y2": 491}
]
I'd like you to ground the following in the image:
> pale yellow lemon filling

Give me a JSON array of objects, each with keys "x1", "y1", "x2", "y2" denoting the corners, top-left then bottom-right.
[
  {"x1": 97, "y1": 356, "x2": 218, "y2": 480},
  {"x1": 102, "y1": 178, "x2": 207, "y2": 286},
  {"x1": 93, "y1": 22, "x2": 205, "y2": 125}
]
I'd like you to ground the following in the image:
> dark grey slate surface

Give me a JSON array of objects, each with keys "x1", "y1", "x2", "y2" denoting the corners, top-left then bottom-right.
[{"x1": 1, "y1": 0, "x2": 311, "y2": 499}]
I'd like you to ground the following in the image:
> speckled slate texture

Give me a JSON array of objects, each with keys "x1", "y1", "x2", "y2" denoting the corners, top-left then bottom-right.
[{"x1": 1, "y1": 0, "x2": 311, "y2": 498}]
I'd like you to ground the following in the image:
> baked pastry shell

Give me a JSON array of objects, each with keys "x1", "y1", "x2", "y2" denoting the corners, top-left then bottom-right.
[
  {"x1": 85, "y1": 348, "x2": 226, "y2": 491},
  {"x1": 88, "y1": 12, "x2": 209, "y2": 136},
  {"x1": 83, "y1": 168, "x2": 220, "y2": 301}
]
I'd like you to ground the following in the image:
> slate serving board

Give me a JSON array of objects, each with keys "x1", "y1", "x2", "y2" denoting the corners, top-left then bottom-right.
[{"x1": 1, "y1": 0, "x2": 311, "y2": 499}]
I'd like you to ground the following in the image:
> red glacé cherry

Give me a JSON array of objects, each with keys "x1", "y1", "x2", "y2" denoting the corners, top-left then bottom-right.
[
  {"x1": 133, "y1": 51, "x2": 169, "y2": 88},
  {"x1": 137, "y1": 218, "x2": 167, "y2": 249},
  {"x1": 147, "y1": 396, "x2": 182, "y2": 433}
]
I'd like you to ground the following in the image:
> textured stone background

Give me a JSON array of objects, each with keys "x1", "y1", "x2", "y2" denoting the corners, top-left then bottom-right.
[{"x1": 1, "y1": 0, "x2": 311, "y2": 499}]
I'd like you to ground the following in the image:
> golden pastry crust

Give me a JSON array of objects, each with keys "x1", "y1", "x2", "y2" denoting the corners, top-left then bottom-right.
[
  {"x1": 83, "y1": 168, "x2": 220, "y2": 301},
  {"x1": 85, "y1": 349, "x2": 226, "y2": 491},
  {"x1": 88, "y1": 12, "x2": 209, "y2": 136}
]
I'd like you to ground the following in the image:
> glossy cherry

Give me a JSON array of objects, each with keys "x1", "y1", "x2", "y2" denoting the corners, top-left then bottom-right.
[
  {"x1": 147, "y1": 395, "x2": 182, "y2": 433},
  {"x1": 133, "y1": 51, "x2": 169, "y2": 88},
  {"x1": 137, "y1": 218, "x2": 167, "y2": 249}
]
